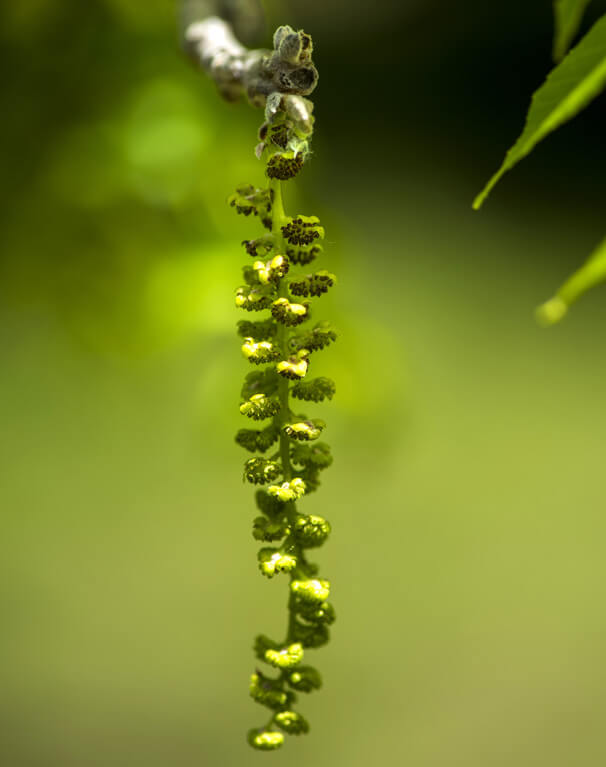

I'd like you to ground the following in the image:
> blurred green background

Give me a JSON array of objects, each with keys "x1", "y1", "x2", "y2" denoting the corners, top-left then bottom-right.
[{"x1": 2, "y1": 1, "x2": 606, "y2": 765}]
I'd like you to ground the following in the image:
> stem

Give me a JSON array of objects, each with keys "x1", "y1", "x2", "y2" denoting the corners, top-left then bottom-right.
[
  {"x1": 271, "y1": 178, "x2": 303, "y2": 646},
  {"x1": 270, "y1": 179, "x2": 287, "y2": 234},
  {"x1": 272, "y1": 179, "x2": 292, "y2": 482},
  {"x1": 277, "y1": 350, "x2": 292, "y2": 481}
]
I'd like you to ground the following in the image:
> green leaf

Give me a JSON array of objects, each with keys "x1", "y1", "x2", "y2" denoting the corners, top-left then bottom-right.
[
  {"x1": 536, "y1": 236, "x2": 606, "y2": 325},
  {"x1": 473, "y1": 13, "x2": 606, "y2": 210},
  {"x1": 553, "y1": 0, "x2": 593, "y2": 61}
]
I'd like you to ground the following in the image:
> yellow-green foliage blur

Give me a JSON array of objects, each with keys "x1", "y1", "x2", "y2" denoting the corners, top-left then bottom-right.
[{"x1": 1, "y1": 1, "x2": 606, "y2": 765}]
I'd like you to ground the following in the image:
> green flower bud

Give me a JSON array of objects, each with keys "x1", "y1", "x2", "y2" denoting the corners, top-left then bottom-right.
[
  {"x1": 271, "y1": 297, "x2": 310, "y2": 326},
  {"x1": 283, "y1": 94, "x2": 315, "y2": 135},
  {"x1": 235, "y1": 285, "x2": 274, "y2": 312},
  {"x1": 291, "y1": 578, "x2": 330, "y2": 604},
  {"x1": 254, "y1": 255, "x2": 290, "y2": 284},
  {"x1": 239, "y1": 393, "x2": 281, "y2": 420},
  {"x1": 285, "y1": 243, "x2": 323, "y2": 266},
  {"x1": 267, "y1": 122, "x2": 289, "y2": 149},
  {"x1": 277, "y1": 350, "x2": 309, "y2": 380},
  {"x1": 266, "y1": 151, "x2": 304, "y2": 181},
  {"x1": 293, "y1": 514, "x2": 331, "y2": 547},
  {"x1": 290, "y1": 322, "x2": 337, "y2": 352},
  {"x1": 237, "y1": 318, "x2": 276, "y2": 341},
  {"x1": 241, "y1": 368, "x2": 279, "y2": 399},
  {"x1": 292, "y1": 620, "x2": 330, "y2": 648},
  {"x1": 241, "y1": 337, "x2": 280, "y2": 364},
  {"x1": 252, "y1": 515, "x2": 290, "y2": 542},
  {"x1": 247, "y1": 729, "x2": 284, "y2": 751},
  {"x1": 281, "y1": 216, "x2": 324, "y2": 246},
  {"x1": 244, "y1": 458, "x2": 282, "y2": 485},
  {"x1": 258, "y1": 547, "x2": 297, "y2": 577},
  {"x1": 241, "y1": 264, "x2": 261, "y2": 286},
  {"x1": 260, "y1": 214, "x2": 274, "y2": 232},
  {"x1": 254, "y1": 633, "x2": 279, "y2": 661},
  {"x1": 228, "y1": 188, "x2": 255, "y2": 217},
  {"x1": 296, "y1": 600, "x2": 336, "y2": 625},
  {"x1": 265, "y1": 26, "x2": 318, "y2": 100},
  {"x1": 287, "y1": 665, "x2": 322, "y2": 693},
  {"x1": 274, "y1": 25, "x2": 313, "y2": 64},
  {"x1": 249, "y1": 672, "x2": 296, "y2": 710},
  {"x1": 242, "y1": 234, "x2": 275, "y2": 258},
  {"x1": 302, "y1": 559, "x2": 319, "y2": 576},
  {"x1": 265, "y1": 642, "x2": 304, "y2": 669},
  {"x1": 291, "y1": 441, "x2": 333, "y2": 469},
  {"x1": 284, "y1": 419, "x2": 325, "y2": 441},
  {"x1": 235, "y1": 428, "x2": 261, "y2": 453},
  {"x1": 289, "y1": 270, "x2": 336, "y2": 298},
  {"x1": 299, "y1": 464, "x2": 322, "y2": 493},
  {"x1": 255, "y1": 489, "x2": 285, "y2": 517},
  {"x1": 291, "y1": 376, "x2": 335, "y2": 402},
  {"x1": 267, "y1": 477, "x2": 306, "y2": 502},
  {"x1": 228, "y1": 184, "x2": 272, "y2": 218},
  {"x1": 235, "y1": 425, "x2": 280, "y2": 454},
  {"x1": 274, "y1": 710, "x2": 310, "y2": 735}
]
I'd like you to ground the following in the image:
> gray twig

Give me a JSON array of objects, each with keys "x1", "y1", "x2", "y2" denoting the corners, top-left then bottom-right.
[{"x1": 181, "y1": 0, "x2": 318, "y2": 129}]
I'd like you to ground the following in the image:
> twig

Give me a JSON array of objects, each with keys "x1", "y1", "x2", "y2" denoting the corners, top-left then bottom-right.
[{"x1": 181, "y1": 0, "x2": 318, "y2": 128}]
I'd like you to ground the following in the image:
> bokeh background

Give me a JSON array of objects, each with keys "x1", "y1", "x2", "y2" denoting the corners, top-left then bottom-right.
[{"x1": 2, "y1": 0, "x2": 606, "y2": 764}]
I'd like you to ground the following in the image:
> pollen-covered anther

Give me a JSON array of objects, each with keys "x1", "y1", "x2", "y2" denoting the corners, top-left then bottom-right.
[
  {"x1": 267, "y1": 477, "x2": 306, "y2": 502},
  {"x1": 235, "y1": 286, "x2": 274, "y2": 312},
  {"x1": 293, "y1": 514, "x2": 331, "y2": 547},
  {"x1": 241, "y1": 337, "x2": 280, "y2": 364},
  {"x1": 258, "y1": 547, "x2": 297, "y2": 577},
  {"x1": 276, "y1": 351, "x2": 309, "y2": 380},
  {"x1": 264, "y1": 642, "x2": 304, "y2": 669},
  {"x1": 249, "y1": 672, "x2": 295, "y2": 710},
  {"x1": 274, "y1": 710, "x2": 310, "y2": 735},
  {"x1": 271, "y1": 297, "x2": 309, "y2": 326},
  {"x1": 287, "y1": 665, "x2": 322, "y2": 693},
  {"x1": 254, "y1": 255, "x2": 290, "y2": 284},
  {"x1": 254, "y1": 633, "x2": 280, "y2": 660},
  {"x1": 239, "y1": 393, "x2": 281, "y2": 420},
  {"x1": 247, "y1": 729, "x2": 284, "y2": 751},
  {"x1": 244, "y1": 457, "x2": 282, "y2": 485},
  {"x1": 290, "y1": 578, "x2": 330, "y2": 604},
  {"x1": 296, "y1": 599, "x2": 336, "y2": 626},
  {"x1": 284, "y1": 419, "x2": 325, "y2": 441},
  {"x1": 281, "y1": 216, "x2": 324, "y2": 246}
]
